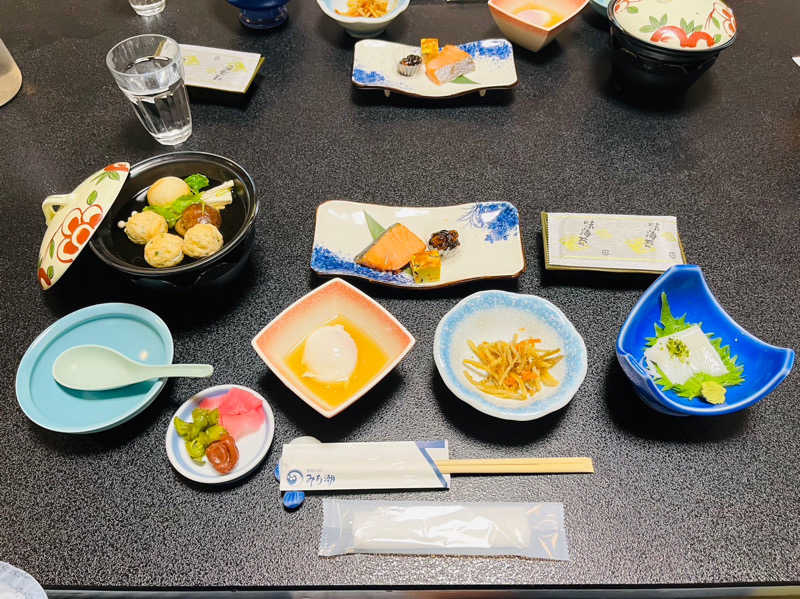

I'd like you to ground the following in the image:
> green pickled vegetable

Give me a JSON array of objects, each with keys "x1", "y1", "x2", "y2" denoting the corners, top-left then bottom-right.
[
  {"x1": 188, "y1": 421, "x2": 204, "y2": 441},
  {"x1": 205, "y1": 424, "x2": 227, "y2": 443},
  {"x1": 178, "y1": 406, "x2": 224, "y2": 463},
  {"x1": 186, "y1": 438, "x2": 206, "y2": 461},
  {"x1": 196, "y1": 430, "x2": 212, "y2": 448},
  {"x1": 192, "y1": 408, "x2": 211, "y2": 431},
  {"x1": 173, "y1": 417, "x2": 193, "y2": 439}
]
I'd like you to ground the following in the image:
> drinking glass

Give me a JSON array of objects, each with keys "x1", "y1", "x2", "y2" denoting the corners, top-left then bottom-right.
[
  {"x1": 106, "y1": 34, "x2": 192, "y2": 145},
  {"x1": 0, "y1": 38, "x2": 22, "y2": 107},
  {"x1": 129, "y1": 0, "x2": 166, "y2": 16}
]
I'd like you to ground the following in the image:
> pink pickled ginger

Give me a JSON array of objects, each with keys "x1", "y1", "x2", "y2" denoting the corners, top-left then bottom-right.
[{"x1": 199, "y1": 388, "x2": 264, "y2": 440}]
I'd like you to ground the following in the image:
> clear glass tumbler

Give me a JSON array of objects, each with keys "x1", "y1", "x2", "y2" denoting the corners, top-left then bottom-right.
[
  {"x1": 128, "y1": 0, "x2": 166, "y2": 16},
  {"x1": 0, "y1": 38, "x2": 22, "y2": 107},
  {"x1": 106, "y1": 34, "x2": 192, "y2": 145}
]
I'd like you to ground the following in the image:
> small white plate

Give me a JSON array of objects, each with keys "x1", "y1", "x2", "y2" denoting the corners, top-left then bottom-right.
[{"x1": 165, "y1": 384, "x2": 275, "y2": 484}]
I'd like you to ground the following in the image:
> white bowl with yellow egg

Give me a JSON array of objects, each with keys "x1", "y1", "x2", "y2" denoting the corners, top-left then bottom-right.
[{"x1": 251, "y1": 278, "x2": 415, "y2": 418}]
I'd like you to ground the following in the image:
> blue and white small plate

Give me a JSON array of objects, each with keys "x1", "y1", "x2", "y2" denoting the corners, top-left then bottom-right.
[
  {"x1": 311, "y1": 200, "x2": 525, "y2": 288},
  {"x1": 165, "y1": 384, "x2": 275, "y2": 484},
  {"x1": 434, "y1": 290, "x2": 588, "y2": 421},
  {"x1": 15, "y1": 303, "x2": 173, "y2": 433},
  {"x1": 352, "y1": 39, "x2": 518, "y2": 99}
]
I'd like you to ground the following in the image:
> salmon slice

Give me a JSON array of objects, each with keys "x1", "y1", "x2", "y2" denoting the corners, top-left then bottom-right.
[
  {"x1": 425, "y1": 45, "x2": 475, "y2": 85},
  {"x1": 356, "y1": 223, "x2": 426, "y2": 271}
]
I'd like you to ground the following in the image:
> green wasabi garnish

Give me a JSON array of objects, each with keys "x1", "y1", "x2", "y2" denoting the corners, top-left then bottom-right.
[
  {"x1": 701, "y1": 381, "x2": 726, "y2": 405},
  {"x1": 647, "y1": 293, "x2": 744, "y2": 404}
]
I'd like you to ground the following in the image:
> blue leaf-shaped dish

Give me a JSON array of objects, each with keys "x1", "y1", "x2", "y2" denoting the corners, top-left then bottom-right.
[
  {"x1": 434, "y1": 290, "x2": 587, "y2": 421},
  {"x1": 616, "y1": 265, "x2": 794, "y2": 416}
]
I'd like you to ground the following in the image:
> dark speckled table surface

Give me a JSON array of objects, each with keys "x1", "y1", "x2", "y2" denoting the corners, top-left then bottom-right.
[{"x1": 1, "y1": 0, "x2": 799, "y2": 592}]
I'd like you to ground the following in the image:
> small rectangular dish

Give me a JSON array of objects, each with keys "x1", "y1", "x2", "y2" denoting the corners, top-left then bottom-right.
[
  {"x1": 179, "y1": 44, "x2": 264, "y2": 94},
  {"x1": 311, "y1": 200, "x2": 526, "y2": 288},
  {"x1": 541, "y1": 212, "x2": 686, "y2": 273},
  {"x1": 352, "y1": 39, "x2": 518, "y2": 98}
]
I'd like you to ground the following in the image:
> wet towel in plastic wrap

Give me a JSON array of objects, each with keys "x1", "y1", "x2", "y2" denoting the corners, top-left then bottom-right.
[{"x1": 319, "y1": 499, "x2": 569, "y2": 560}]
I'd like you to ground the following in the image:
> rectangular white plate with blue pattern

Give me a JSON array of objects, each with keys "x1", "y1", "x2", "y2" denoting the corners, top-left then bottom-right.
[
  {"x1": 311, "y1": 200, "x2": 526, "y2": 288},
  {"x1": 352, "y1": 39, "x2": 518, "y2": 98}
]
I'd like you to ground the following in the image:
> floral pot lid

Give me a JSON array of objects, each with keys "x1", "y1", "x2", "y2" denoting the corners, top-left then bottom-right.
[
  {"x1": 38, "y1": 162, "x2": 129, "y2": 290},
  {"x1": 611, "y1": 0, "x2": 736, "y2": 51}
]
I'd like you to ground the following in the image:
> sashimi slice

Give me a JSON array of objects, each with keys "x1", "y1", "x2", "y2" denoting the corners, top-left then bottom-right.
[
  {"x1": 219, "y1": 407, "x2": 265, "y2": 441},
  {"x1": 355, "y1": 223, "x2": 426, "y2": 271}
]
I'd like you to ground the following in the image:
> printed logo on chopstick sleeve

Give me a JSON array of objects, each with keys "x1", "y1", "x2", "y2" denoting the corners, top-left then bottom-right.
[{"x1": 286, "y1": 469, "x2": 336, "y2": 487}]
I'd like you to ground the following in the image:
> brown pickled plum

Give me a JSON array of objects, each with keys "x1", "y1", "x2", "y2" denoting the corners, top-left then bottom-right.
[{"x1": 175, "y1": 203, "x2": 222, "y2": 237}]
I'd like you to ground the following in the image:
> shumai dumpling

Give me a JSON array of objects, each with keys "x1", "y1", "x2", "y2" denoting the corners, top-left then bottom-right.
[
  {"x1": 182, "y1": 223, "x2": 223, "y2": 258},
  {"x1": 125, "y1": 211, "x2": 168, "y2": 245},
  {"x1": 144, "y1": 233, "x2": 184, "y2": 268},
  {"x1": 147, "y1": 176, "x2": 191, "y2": 208}
]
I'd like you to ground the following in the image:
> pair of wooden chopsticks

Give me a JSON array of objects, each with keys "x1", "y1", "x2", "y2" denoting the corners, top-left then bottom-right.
[{"x1": 434, "y1": 457, "x2": 594, "y2": 475}]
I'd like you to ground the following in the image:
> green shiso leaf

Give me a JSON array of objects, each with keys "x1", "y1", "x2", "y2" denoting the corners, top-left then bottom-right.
[
  {"x1": 364, "y1": 211, "x2": 386, "y2": 242},
  {"x1": 451, "y1": 75, "x2": 478, "y2": 84},
  {"x1": 646, "y1": 293, "x2": 745, "y2": 403},
  {"x1": 646, "y1": 292, "x2": 691, "y2": 346}
]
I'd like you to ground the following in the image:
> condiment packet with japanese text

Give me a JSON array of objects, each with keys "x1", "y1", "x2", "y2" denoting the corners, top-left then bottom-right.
[
  {"x1": 279, "y1": 440, "x2": 450, "y2": 491},
  {"x1": 179, "y1": 44, "x2": 264, "y2": 93},
  {"x1": 542, "y1": 212, "x2": 686, "y2": 273}
]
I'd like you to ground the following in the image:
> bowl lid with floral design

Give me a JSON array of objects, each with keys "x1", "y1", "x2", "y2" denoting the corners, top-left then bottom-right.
[
  {"x1": 610, "y1": 0, "x2": 737, "y2": 52},
  {"x1": 38, "y1": 162, "x2": 129, "y2": 290}
]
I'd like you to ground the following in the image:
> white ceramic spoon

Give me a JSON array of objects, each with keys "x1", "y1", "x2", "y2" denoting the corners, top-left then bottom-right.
[{"x1": 53, "y1": 345, "x2": 213, "y2": 391}]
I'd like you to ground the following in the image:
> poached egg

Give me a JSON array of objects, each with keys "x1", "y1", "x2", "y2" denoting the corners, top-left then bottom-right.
[{"x1": 301, "y1": 324, "x2": 358, "y2": 383}]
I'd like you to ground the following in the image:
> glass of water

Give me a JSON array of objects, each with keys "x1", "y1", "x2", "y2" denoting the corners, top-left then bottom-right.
[
  {"x1": 129, "y1": 0, "x2": 165, "y2": 16},
  {"x1": 106, "y1": 34, "x2": 191, "y2": 145}
]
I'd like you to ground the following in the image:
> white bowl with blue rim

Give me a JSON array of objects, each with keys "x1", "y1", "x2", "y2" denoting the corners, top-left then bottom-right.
[
  {"x1": 434, "y1": 290, "x2": 587, "y2": 421},
  {"x1": 316, "y1": 0, "x2": 409, "y2": 38},
  {"x1": 15, "y1": 303, "x2": 173, "y2": 433},
  {"x1": 616, "y1": 264, "x2": 795, "y2": 416},
  {"x1": 165, "y1": 384, "x2": 275, "y2": 484}
]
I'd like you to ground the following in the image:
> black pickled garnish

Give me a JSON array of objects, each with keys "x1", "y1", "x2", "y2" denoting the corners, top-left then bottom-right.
[
  {"x1": 429, "y1": 229, "x2": 460, "y2": 251},
  {"x1": 400, "y1": 54, "x2": 422, "y2": 67}
]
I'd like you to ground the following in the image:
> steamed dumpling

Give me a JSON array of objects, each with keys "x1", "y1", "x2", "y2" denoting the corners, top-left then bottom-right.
[
  {"x1": 124, "y1": 211, "x2": 168, "y2": 245},
  {"x1": 144, "y1": 233, "x2": 184, "y2": 268},
  {"x1": 182, "y1": 223, "x2": 223, "y2": 258},
  {"x1": 147, "y1": 176, "x2": 191, "y2": 208}
]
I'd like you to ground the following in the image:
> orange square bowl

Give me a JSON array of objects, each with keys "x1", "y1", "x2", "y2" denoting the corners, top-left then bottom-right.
[
  {"x1": 251, "y1": 278, "x2": 415, "y2": 418},
  {"x1": 488, "y1": 0, "x2": 589, "y2": 52}
]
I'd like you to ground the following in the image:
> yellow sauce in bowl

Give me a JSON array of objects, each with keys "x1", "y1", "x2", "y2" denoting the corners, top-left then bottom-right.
[{"x1": 285, "y1": 315, "x2": 389, "y2": 409}]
